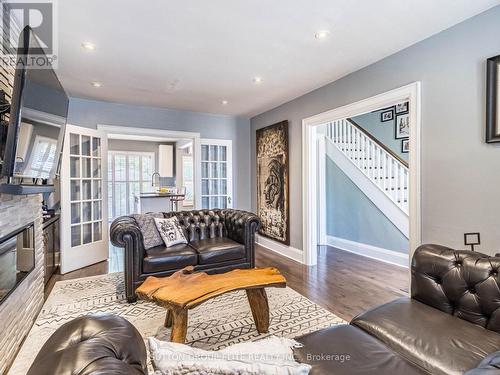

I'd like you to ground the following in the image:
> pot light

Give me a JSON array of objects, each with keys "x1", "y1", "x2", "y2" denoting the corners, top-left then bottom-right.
[
  {"x1": 81, "y1": 42, "x2": 96, "y2": 50},
  {"x1": 253, "y1": 76, "x2": 263, "y2": 84},
  {"x1": 315, "y1": 30, "x2": 330, "y2": 39},
  {"x1": 91, "y1": 81, "x2": 102, "y2": 88},
  {"x1": 221, "y1": 100, "x2": 228, "y2": 105}
]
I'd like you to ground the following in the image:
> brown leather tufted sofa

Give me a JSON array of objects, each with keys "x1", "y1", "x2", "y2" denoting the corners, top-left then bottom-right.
[
  {"x1": 110, "y1": 209, "x2": 260, "y2": 302},
  {"x1": 294, "y1": 244, "x2": 500, "y2": 374}
]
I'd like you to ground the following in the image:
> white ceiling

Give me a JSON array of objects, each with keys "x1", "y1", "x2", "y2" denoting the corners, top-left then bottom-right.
[{"x1": 57, "y1": 0, "x2": 500, "y2": 117}]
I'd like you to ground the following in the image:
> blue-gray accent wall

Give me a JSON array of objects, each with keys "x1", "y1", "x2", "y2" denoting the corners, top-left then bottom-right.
[
  {"x1": 251, "y1": 5, "x2": 500, "y2": 254},
  {"x1": 67, "y1": 98, "x2": 251, "y2": 210},
  {"x1": 351, "y1": 109, "x2": 409, "y2": 162},
  {"x1": 326, "y1": 157, "x2": 408, "y2": 253}
]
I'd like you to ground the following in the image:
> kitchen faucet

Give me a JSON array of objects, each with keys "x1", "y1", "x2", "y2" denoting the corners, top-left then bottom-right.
[{"x1": 151, "y1": 172, "x2": 160, "y2": 187}]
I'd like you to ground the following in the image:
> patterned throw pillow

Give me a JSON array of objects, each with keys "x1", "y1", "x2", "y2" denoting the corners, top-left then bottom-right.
[
  {"x1": 132, "y1": 213, "x2": 164, "y2": 250},
  {"x1": 154, "y1": 217, "x2": 188, "y2": 247}
]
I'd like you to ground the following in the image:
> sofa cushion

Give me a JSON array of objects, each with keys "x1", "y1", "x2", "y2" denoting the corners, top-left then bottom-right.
[
  {"x1": 294, "y1": 324, "x2": 426, "y2": 375},
  {"x1": 143, "y1": 244, "x2": 197, "y2": 273},
  {"x1": 352, "y1": 298, "x2": 500, "y2": 375},
  {"x1": 132, "y1": 213, "x2": 164, "y2": 250},
  {"x1": 189, "y1": 237, "x2": 245, "y2": 265}
]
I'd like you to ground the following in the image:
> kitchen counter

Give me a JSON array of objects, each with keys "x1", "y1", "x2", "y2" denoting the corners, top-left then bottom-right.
[{"x1": 134, "y1": 192, "x2": 185, "y2": 213}]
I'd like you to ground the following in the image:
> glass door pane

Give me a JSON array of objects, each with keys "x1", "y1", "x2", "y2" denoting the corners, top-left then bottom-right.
[
  {"x1": 68, "y1": 132, "x2": 105, "y2": 248},
  {"x1": 201, "y1": 142, "x2": 231, "y2": 209}
]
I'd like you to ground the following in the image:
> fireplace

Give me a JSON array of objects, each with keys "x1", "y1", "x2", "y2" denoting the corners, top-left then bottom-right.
[{"x1": 0, "y1": 223, "x2": 35, "y2": 304}]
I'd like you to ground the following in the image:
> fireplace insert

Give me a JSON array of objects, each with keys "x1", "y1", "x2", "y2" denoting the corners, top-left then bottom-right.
[{"x1": 0, "y1": 223, "x2": 35, "y2": 304}]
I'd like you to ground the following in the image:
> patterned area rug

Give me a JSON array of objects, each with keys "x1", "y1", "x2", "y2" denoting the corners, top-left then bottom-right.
[{"x1": 9, "y1": 272, "x2": 345, "y2": 374}]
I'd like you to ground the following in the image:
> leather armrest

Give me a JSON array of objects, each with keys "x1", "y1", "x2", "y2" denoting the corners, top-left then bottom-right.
[
  {"x1": 223, "y1": 210, "x2": 260, "y2": 267},
  {"x1": 110, "y1": 216, "x2": 145, "y2": 302}
]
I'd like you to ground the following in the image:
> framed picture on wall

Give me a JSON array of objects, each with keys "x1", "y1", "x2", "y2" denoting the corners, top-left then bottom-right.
[
  {"x1": 380, "y1": 108, "x2": 394, "y2": 122},
  {"x1": 395, "y1": 101, "x2": 409, "y2": 114},
  {"x1": 395, "y1": 113, "x2": 410, "y2": 139},
  {"x1": 486, "y1": 55, "x2": 500, "y2": 143},
  {"x1": 401, "y1": 139, "x2": 409, "y2": 153}
]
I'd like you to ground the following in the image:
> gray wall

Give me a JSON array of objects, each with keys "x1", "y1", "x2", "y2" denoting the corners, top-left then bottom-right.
[
  {"x1": 326, "y1": 157, "x2": 408, "y2": 253},
  {"x1": 351, "y1": 109, "x2": 409, "y2": 162},
  {"x1": 68, "y1": 98, "x2": 251, "y2": 210},
  {"x1": 251, "y1": 6, "x2": 500, "y2": 255}
]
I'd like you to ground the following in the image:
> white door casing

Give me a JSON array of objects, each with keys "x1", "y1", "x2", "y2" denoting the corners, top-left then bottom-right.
[{"x1": 60, "y1": 124, "x2": 109, "y2": 274}]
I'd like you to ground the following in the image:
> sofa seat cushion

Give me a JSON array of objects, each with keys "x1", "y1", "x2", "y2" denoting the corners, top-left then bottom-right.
[
  {"x1": 189, "y1": 238, "x2": 245, "y2": 265},
  {"x1": 294, "y1": 324, "x2": 426, "y2": 375},
  {"x1": 352, "y1": 298, "x2": 500, "y2": 375},
  {"x1": 143, "y1": 244, "x2": 197, "y2": 273}
]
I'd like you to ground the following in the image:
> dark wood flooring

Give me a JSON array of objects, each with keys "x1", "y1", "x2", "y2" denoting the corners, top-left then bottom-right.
[{"x1": 46, "y1": 244, "x2": 409, "y2": 322}]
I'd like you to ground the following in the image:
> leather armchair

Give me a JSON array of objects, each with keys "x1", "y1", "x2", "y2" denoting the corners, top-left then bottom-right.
[{"x1": 110, "y1": 209, "x2": 260, "y2": 302}]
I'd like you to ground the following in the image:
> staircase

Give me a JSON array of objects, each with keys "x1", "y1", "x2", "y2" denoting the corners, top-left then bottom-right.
[{"x1": 326, "y1": 118, "x2": 409, "y2": 214}]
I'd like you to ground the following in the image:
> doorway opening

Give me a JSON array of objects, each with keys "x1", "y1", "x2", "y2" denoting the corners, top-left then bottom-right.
[{"x1": 302, "y1": 82, "x2": 421, "y2": 268}]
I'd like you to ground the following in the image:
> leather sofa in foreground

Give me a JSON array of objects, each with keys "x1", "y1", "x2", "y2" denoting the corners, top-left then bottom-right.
[
  {"x1": 295, "y1": 244, "x2": 500, "y2": 374},
  {"x1": 26, "y1": 245, "x2": 500, "y2": 374},
  {"x1": 110, "y1": 209, "x2": 260, "y2": 302}
]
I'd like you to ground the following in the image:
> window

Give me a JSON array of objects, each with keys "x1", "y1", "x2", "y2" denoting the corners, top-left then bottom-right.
[
  {"x1": 182, "y1": 155, "x2": 193, "y2": 206},
  {"x1": 108, "y1": 151, "x2": 155, "y2": 220},
  {"x1": 25, "y1": 135, "x2": 57, "y2": 177}
]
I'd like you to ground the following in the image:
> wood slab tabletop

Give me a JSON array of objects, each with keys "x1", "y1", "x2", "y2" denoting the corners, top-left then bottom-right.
[{"x1": 136, "y1": 266, "x2": 286, "y2": 309}]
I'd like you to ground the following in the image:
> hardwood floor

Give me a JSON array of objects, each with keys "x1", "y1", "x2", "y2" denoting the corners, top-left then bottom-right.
[{"x1": 46, "y1": 244, "x2": 409, "y2": 322}]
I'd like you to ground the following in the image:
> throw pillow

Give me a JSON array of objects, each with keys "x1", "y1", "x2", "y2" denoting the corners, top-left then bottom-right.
[
  {"x1": 132, "y1": 213, "x2": 164, "y2": 250},
  {"x1": 148, "y1": 336, "x2": 311, "y2": 375},
  {"x1": 154, "y1": 217, "x2": 188, "y2": 247}
]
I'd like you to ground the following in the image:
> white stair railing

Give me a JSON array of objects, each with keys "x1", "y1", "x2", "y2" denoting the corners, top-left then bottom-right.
[{"x1": 326, "y1": 119, "x2": 409, "y2": 215}]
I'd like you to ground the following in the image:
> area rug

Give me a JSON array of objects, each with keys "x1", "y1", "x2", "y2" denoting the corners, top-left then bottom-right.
[{"x1": 8, "y1": 272, "x2": 345, "y2": 374}]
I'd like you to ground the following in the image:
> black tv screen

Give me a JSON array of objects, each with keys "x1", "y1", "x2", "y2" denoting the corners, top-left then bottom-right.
[{"x1": 2, "y1": 26, "x2": 68, "y2": 180}]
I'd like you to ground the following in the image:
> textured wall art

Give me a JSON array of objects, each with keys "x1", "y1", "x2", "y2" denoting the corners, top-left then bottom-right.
[{"x1": 256, "y1": 120, "x2": 289, "y2": 245}]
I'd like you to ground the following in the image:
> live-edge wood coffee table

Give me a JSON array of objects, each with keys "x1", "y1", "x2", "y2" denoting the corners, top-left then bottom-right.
[{"x1": 136, "y1": 266, "x2": 287, "y2": 343}]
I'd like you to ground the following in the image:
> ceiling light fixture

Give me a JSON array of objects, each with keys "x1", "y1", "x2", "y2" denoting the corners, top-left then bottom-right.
[
  {"x1": 221, "y1": 100, "x2": 228, "y2": 105},
  {"x1": 91, "y1": 81, "x2": 102, "y2": 88},
  {"x1": 253, "y1": 77, "x2": 263, "y2": 84},
  {"x1": 315, "y1": 30, "x2": 330, "y2": 39},
  {"x1": 81, "y1": 42, "x2": 96, "y2": 50}
]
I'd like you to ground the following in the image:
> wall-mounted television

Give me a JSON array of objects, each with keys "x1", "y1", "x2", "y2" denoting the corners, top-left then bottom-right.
[{"x1": 1, "y1": 26, "x2": 68, "y2": 183}]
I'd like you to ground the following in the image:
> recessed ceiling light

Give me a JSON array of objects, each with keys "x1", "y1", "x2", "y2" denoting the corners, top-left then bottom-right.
[
  {"x1": 91, "y1": 81, "x2": 102, "y2": 88},
  {"x1": 221, "y1": 100, "x2": 228, "y2": 105},
  {"x1": 253, "y1": 77, "x2": 263, "y2": 84},
  {"x1": 315, "y1": 30, "x2": 330, "y2": 39},
  {"x1": 81, "y1": 42, "x2": 96, "y2": 50}
]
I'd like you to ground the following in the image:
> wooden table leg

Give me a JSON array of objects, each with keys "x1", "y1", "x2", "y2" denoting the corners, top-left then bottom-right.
[
  {"x1": 170, "y1": 308, "x2": 188, "y2": 343},
  {"x1": 246, "y1": 288, "x2": 270, "y2": 333},
  {"x1": 164, "y1": 309, "x2": 173, "y2": 328}
]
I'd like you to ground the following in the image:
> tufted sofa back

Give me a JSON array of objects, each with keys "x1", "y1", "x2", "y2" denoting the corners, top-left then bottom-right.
[
  {"x1": 412, "y1": 244, "x2": 500, "y2": 333},
  {"x1": 165, "y1": 209, "x2": 227, "y2": 242}
]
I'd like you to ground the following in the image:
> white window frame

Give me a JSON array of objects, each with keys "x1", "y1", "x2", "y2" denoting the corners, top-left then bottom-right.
[{"x1": 108, "y1": 150, "x2": 155, "y2": 219}]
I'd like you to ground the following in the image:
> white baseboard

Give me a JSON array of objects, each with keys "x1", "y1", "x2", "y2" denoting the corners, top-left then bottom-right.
[
  {"x1": 326, "y1": 236, "x2": 409, "y2": 268},
  {"x1": 256, "y1": 235, "x2": 304, "y2": 264}
]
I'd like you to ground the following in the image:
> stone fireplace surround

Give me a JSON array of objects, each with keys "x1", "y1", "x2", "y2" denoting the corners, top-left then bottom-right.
[{"x1": 0, "y1": 194, "x2": 43, "y2": 374}]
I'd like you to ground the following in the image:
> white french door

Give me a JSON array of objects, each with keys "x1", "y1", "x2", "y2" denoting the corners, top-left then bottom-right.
[
  {"x1": 107, "y1": 151, "x2": 155, "y2": 220},
  {"x1": 200, "y1": 139, "x2": 232, "y2": 209},
  {"x1": 60, "y1": 125, "x2": 108, "y2": 274}
]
